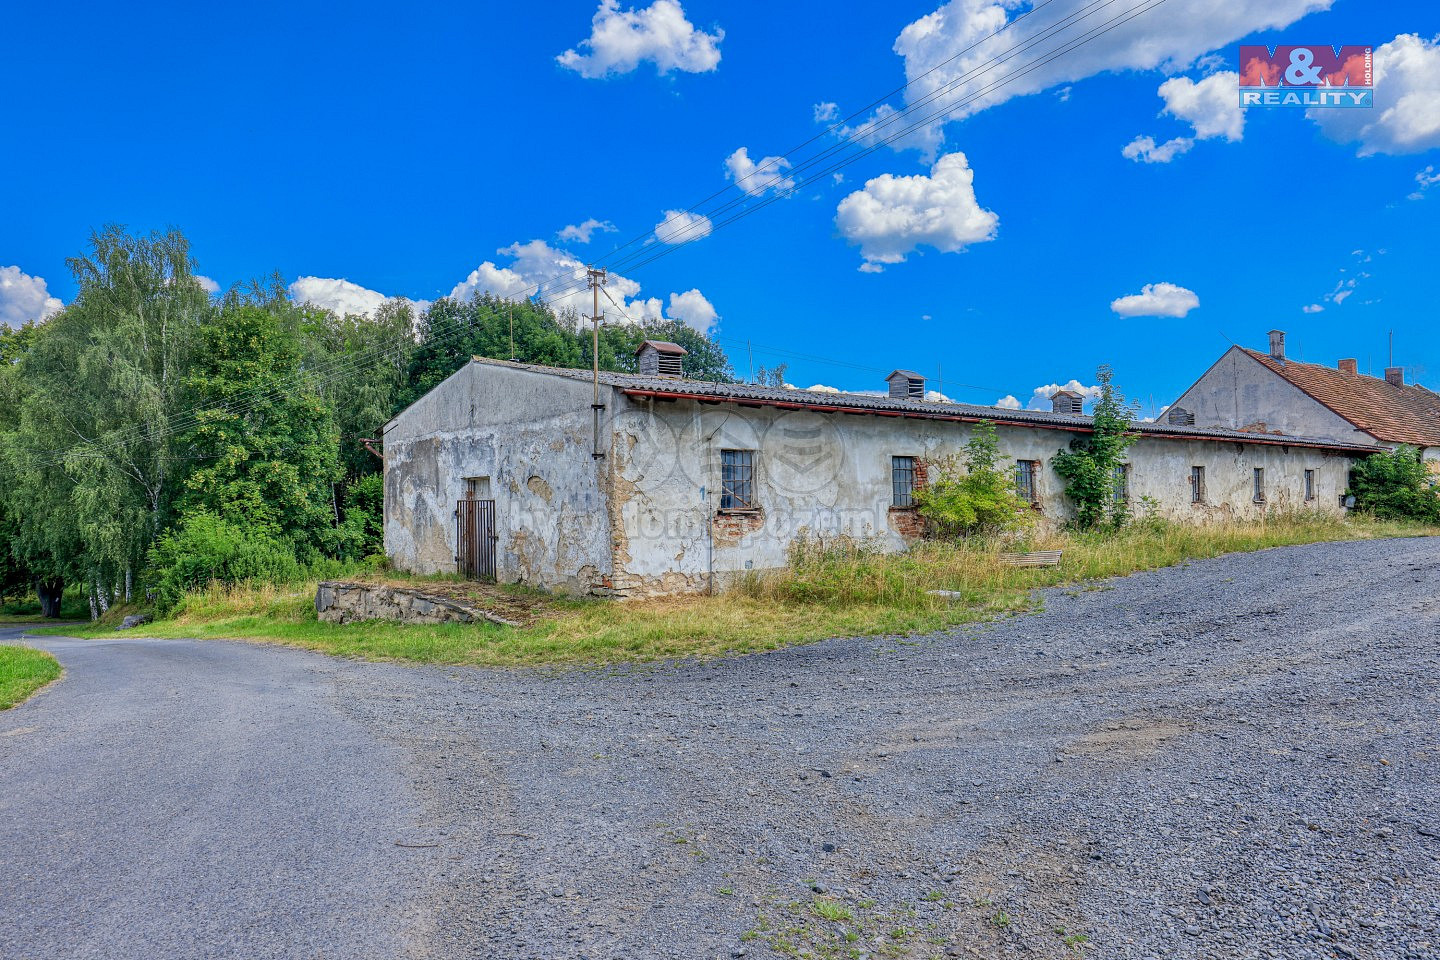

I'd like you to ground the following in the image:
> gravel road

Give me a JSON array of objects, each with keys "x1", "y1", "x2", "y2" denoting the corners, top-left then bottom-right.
[{"x1": 4, "y1": 538, "x2": 1438, "y2": 960}]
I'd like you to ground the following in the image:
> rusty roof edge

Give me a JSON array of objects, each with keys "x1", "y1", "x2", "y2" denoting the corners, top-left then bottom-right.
[{"x1": 620, "y1": 386, "x2": 1377, "y2": 454}]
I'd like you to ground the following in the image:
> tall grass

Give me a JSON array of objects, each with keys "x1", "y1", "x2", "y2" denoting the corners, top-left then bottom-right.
[{"x1": 36, "y1": 513, "x2": 1436, "y2": 667}]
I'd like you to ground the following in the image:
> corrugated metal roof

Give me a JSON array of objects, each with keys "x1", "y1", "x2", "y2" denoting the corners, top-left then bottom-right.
[{"x1": 471, "y1": 356, "x2": 1377, "y2": 453}]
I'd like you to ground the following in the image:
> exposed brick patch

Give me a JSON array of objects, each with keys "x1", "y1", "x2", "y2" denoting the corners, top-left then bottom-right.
[
  {"x1": 713, "y1": 509, "x2": 765, "y2": 544},
  {"x1": 888, "y1": 507, "x2": 925, "y2": 539}
]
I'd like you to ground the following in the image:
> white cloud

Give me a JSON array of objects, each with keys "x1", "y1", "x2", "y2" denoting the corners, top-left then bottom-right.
[
  {"x1": 813, "y1": 101, "x2": 839, "y2": 123},
  {"x1": 665, "y1": 288, "x2": 719, "y2": 333},
  {"x1": 995, "y1": 394, "x2": 1022, "y2": 409},
  {"x1": 806, "y1": 384, "x2": 841, "y2": 394},
  {"x1": 834, "y1": 103, "x2": 945, "y2": 158},
  {"x1": 874, "y1": 0, "x2": 1331, "y2": 156},
  {"x1": 1409, "y1": 164, "x2": 1440, "y2": 200},
  {"x1": 1122, "y1": 135, "x2": 1194, "y2": 164},
  {"x1": 557, "y1": 218, "x2": 616, "y2": 243},
  {"x1": 924, "y1": 389, "x2": 954, "y2": 403},
  {"x1": 557, "y1": 0, "x2": 722, "y2": 78},
  {"x1": 1159, "y1": 71, "x2": 1245, "y2": 141},
  {"x1": 195, "y1": 274, "x2": 221, "y2": 295},
  {"x1": 1124, "y1": 70, "x2": 1244, "y2": 162},
  {"x1": 835, "y1": 151, "x2": 998, "y2": 270},
  {"x1": 450, "y1": 238, "x2": 717, "y2": 332},
  {"x1": 724, "y1": 147, "x2": 796, "y2": 198},
  {"x1": 0, "y1": 266, "x2": 63, "y2": 327},
  {"x1": 289, "y1": 276, "x2": 395, "y2": 318},
  {"x1": 1110, "y1": 282, "x2": 1199, "y2": 318},
  {"x1": 1026, "y1": 380, "x2": 1101, "y2": 411},
  {"x1": 1302, "y1": 303, "x2": 1324, "y2": 313},
  {"x1": 654, "y1": 209, "x2": 712, "y2": 244},
  {"x1": 1310, "y1": 33, "x2": 1440, "y2": 156}
]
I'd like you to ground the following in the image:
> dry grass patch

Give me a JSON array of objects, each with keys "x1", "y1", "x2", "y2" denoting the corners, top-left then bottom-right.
[{"x1": 35, "y1": 515, "x2": 1437, "y2": 668}]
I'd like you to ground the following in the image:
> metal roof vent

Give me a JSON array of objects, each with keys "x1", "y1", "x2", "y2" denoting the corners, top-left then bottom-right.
[
  {"x1": 1167, "y1": 405, "x2": 1196, "y2": 426},
  {"x1": 636, "y1": 340, "x2": 687, "y2": 378},
  {"x1": 1050, "y1": 389, "x2": 1084, "y2": 415},
  {"x1": 886, "y1": 369, "x2": 925, "y2": 400}
]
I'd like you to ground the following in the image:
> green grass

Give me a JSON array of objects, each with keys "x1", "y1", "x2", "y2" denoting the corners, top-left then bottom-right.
[
  {"x1": 0, "y1": 646, "x2": 62, "y2": 709},
  {"x1": 33, "y1": 514, "x2": 1438, "y2": 668},
  {"x1": 0, "y1": 588, "x2": 90, "y2": 624}
]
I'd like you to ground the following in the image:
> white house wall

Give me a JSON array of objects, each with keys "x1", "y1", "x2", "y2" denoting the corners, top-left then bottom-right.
[
  {"x1": 382, "y1": 363, "x2": 612, "y2": 591},
  {"x1": 608, "y1": 394, "x2": 1351, "y2": 596},
  {"x1": 1173, "y1": 348, "x2": 1377, "y2": 446}
]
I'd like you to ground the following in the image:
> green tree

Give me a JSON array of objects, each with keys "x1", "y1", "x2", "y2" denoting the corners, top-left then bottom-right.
[
  {"x1": 301, "y1": 298, "x2": 416, "y2": 480},
  {"x1": 599, "y1": 318, "x2": 734, "y2": 383},
  {"x1": 1051, "y1": 365, "x2": 1137, "y2": 530},
  {"x1": 173, "y1": 303, "x2": 340, "y2": 557},
  {"x1": 1349, "y1": 445, "x2": 1440, "y2": 522},
  {"x1": 914, "y1": 421, "x2": 1036, "y2": 537},
  {"x1": 5, "y1": 226, "x2": 210, "y2": 610}
]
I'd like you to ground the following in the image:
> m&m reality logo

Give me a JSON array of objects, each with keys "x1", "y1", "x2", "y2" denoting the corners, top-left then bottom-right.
[{"x1": 1238, "y1": 45, "x2": 1373, "y2": 108}]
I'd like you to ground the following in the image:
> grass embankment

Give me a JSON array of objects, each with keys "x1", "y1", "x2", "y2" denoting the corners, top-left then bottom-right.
[
  {"x1": 0, "y1": 646, "x2": 62, "y2": 709},
  {"x1": 0, "y1": 590, "x2": 89, "y2": 624},
  {"x1": 34, "y1": 515, "x2": 1436, "y2": 668}
]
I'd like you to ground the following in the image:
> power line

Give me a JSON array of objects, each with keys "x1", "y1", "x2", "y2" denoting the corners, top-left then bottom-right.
[{"x1": 41, "y1": 0, "x2": 1164, "y2": 466}]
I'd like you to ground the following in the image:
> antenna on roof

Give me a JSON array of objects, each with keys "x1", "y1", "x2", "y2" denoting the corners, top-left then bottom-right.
[{"x1": 1389, "y1": 331, "x2": 1394, "y2": 369}]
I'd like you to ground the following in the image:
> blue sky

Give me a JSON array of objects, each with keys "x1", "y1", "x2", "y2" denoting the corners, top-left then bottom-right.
[{"x1": 3, "y1": 0, "x2": 1437, "y2": 416}]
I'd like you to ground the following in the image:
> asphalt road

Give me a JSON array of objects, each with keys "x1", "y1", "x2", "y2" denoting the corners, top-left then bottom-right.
[
  {"x1": 0, "y1": 629, "x2": 438, "y2": 960},
  {"x1": 3, "y1": 538, "x2": 1438, "y2": 960}
]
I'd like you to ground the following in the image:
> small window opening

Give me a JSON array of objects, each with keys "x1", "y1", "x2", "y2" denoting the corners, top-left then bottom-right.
[
  {"x1": 1252, "y1": 467, "x2": 1266, "y2": 503},
  {"x1": 1304, "y1": 468, "x2": 1316, "y2": 501},
  {"x1": 892, "y1": 456, "x2": 916, "y2": 507},
  {"x1": 1190, "y1": 466, "x2": 1205, "y2": 504},
  {"x1": 1015, "y1": 460, "x2": 1040, "y2": 505},
  {"x1": 720, "y1": 449, "x2": 755, "y2": 510}
]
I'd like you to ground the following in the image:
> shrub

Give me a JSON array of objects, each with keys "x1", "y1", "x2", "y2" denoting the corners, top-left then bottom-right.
[
  {"x1": 914, "y1": 421, "x2": 1036, "y2": 538},
  {"x1": 146, "y1": 511, "x2": 303, "y2": 612},
  {"x1": 1052, "y1": 365, "x2": 1137, "y2": 530},
  {"x1": 328, "y1": 473, "x2": 385, "y2": 560},
  {"x1": 1349, "y1": 445, "x2": 1440, "y2": 522}
]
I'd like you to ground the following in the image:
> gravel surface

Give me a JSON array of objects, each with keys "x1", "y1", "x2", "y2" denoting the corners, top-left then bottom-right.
[{"x1": 5, "y1": 538, "x2": 1438, "y2": 959}]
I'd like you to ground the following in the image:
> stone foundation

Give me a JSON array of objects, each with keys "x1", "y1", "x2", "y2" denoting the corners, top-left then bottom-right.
[{"x1": 315, "y1": 581, "x2": 523, "y2": 627}]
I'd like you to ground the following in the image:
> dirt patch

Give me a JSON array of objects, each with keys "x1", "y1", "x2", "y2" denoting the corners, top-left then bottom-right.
[{"x1": 355, "y1": 576, "x2": 561, "y2": 627}]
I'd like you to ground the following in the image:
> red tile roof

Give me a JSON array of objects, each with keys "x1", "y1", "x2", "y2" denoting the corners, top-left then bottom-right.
[{"x1": 1244, "y1": 349, "x2": 1440, "y2": 447}]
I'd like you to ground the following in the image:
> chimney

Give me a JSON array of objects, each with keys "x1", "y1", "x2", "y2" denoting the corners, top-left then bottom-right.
[
  {"x1": 1050, "y1": 390, "x2": 1083, "y2": 415},
  {"x1": 886, "y1": 370, "x2": 925, "y2": 400},
  {"x1": 1268, "y1": 329, "x2": 1286, "y2": 362},
  {"x1": 635, "y1": 340, "x2": 687, "y2": 378},
  {"x1": 1385, "y1": 366, "x2": 1404, "y2": 387},
  {"x1": 1337, "y1": 358, "x2": 1357, "y2": 375}
]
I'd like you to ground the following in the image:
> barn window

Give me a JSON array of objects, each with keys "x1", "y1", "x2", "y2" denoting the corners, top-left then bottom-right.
[
  {"x1": 1252, "y1": 467, "x2": 1266, "y2": 503},
  {"x1": 1190, "y1": 466, "x2": 1205, "y2": 503},
  {"x1": 1113, "y1": 463, "x2": 1130, "y2": 504},
  {"x1": 1015, "y1": 460, "x2": 1040, "y2": 505},
  {"x1": 720, "y1": 449, "x2": 755, "y2": 510},
  {"x1": 1304, "y1": 468, "x2": 1316, "y2": 501},
  {"x1": 892, "y1": 456, "x2": 916, "y2": 507}
]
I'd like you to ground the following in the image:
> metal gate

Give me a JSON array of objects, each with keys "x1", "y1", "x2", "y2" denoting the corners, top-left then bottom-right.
[{"x1": 456, "y1": 498, "x2": 497, "y2": 581}]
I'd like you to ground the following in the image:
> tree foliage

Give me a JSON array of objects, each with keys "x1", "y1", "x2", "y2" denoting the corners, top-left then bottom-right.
[
  {"x1": 1051, "y1": 365, "x2": 1137, "y2": 530},
  {"x1": 914, "y1": 421, "x2": 1036, "y2": 538},
  {"x1": 0, "y1": 226, "x2": 738, "y2": 617},
  {"x1": 1349, "y1": 445, "x2": 1440, "y2": 522}
]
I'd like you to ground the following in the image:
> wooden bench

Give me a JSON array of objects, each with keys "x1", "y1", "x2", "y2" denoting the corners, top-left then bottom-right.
[{"x1": 998, "y1": 550, "x2": 1063, "y2": 568}]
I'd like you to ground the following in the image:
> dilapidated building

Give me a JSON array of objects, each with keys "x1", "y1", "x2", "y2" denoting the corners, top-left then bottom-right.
[
  {"x1": 1170, "y1": 330, "x2": 1440, "y2": 459},
  {"x1": 383, "y1": 340, "x2": 1373, "y2": 597}
]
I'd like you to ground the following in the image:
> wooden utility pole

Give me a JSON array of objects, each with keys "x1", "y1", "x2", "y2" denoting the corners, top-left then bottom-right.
[{"x1": 587, "y1": 266, "x2": 608, "y2": 460}]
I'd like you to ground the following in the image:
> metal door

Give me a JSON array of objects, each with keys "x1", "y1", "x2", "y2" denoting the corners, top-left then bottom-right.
[{"x1": 456, "y1": 499, "x2": 497, "y2": 581}]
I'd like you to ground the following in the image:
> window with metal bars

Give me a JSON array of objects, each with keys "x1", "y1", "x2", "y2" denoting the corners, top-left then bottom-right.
[
  {"x1": 1304, "y1": 468, "x2": 1316, "y2": 501},
  {"x1": 1113, "y1": 463, "x2": 1130, "y2": 504},
  {"x1": 720, "y1": 449, "x2": 755, "y2": 510},
  {"x1": 1252, "y1": 467, "x2": 1266, "y2": 503},
  {"x1": 892, "y1": 456, "x2": 916, "y2": 507},
  {"x1": 1015, "y1": 460, "x2": 1039, "y2": 505},
  {"x1": 1190, "y1": 465, "x2": 1205, "y2": 503}
]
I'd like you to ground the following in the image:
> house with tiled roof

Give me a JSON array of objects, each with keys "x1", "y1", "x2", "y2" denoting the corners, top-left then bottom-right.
[{"x1": 1169, "y1": 330, "x2": 1440, "y2": 461}]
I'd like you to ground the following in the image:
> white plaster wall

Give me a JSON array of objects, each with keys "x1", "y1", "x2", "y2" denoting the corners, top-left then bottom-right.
[
  {"x1": 383, "y1": 362, "x2": 612, "y2": 591},
  {"x1": 611, "y1": 394, "x2": 1353, "y2": 593},
  {"x1": 1173, "y1": 348, "x2": 1378, "y2": 446}
]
